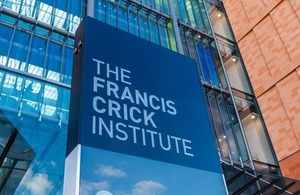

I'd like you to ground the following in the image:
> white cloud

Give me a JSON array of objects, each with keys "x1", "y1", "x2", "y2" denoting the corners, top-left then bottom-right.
[
  {"x1": 132, "y1": 180, "x2": 166, "y2": 195},
  {"x1": 80, "y1": 180, "x2": 110, "y2": 195},
  {"x1": 23, "y1": 172, "x2": 53, "y2": 195},
  {"x1": 96, "y1": 165, "x2": 127, "y2": 178},
  {"x1": 95, "y1": 190, "x2": 114, "y2": 195}
]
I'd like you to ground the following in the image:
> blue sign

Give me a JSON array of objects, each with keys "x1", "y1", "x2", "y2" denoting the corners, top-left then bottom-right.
[{"x1": 68, "y1": 16, "x2": 221, "y2": 174}]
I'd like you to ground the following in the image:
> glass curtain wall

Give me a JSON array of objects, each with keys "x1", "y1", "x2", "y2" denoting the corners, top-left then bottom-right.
[
  {"x1": 172, "y1": 0, "x2": 252, "y2": 165},
  {"x1": 205, "y1": 0, "x2": 279, "y2": 173},
  {"x1": 0, "y1": 0, "x2": 85, "y2": 194},
  {"x1": 95, "y1": 0, "x2": 177, "y2": 51}
]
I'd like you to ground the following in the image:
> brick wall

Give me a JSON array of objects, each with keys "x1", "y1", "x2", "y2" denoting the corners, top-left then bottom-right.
[{"x1": 223, "y1": 0, "x2": 300, "y2": 179}]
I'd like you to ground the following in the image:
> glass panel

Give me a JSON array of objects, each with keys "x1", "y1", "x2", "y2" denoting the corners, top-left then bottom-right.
[
  {"x1": 0, "y1": 11, "x2": 17, "y2": 25},
  {"x1": 161, "y1": 0, "x2": 170, "y2": 15},
  {"x1": 234, "y1": 90, "x2": 277, "y2": 165},
  {"x1": 197, "y1": 0, "x2": 212, "y2": 34},
  {"x1": 180, "y1": 30, "x2": 189, "y2": 56},
  {"x1": 35, "y1": 26, "x2": 51, "y2": 38},
  {"x1": 41, "y1": 83, "x2": 58, "y2": 118},
  {"x1": 19, "y1": 0, "x2": 38, "y2": 18},
  {"x1": 17, "y1": 20, "x2": 34, "y2": 32},
  {"x1": 28, "y1": 35, "x2": 47, "y2": 76},
  {"x1": 118, "y1": 6, "x2": 128, "y2": 32},
  {"x1": 22, "y1": 78, "x2": 41, "y2": 115},
  {"x1": 67, "y1": 0, "x2": 83, "y2": 33},
  {"x1": 107, "y1": 1, "x2": 117, "y2": 27},
  {"x1": 128, "y1": 6, "x2": 139, "y2": 36},
  {"x1": 218, "y1": 94, "x2": 240, "y2": 161},
  {"x1": 0, "y1": 112, "x2": 35, "y2": 195},
  {"x1": 159, "y1": 21, "x2": 170, "y2": 49},
  {"x1": 185, "y1": 32, "x2": 199, "y2": 64},
  {"x1": 55, "y1": 1, "x2": 67, "y2": 13},
  {"x1": 190, "y1": 0, "x2": 205, "y2": 31},
  {"x1": 167, "y1": 22, "x2": 176, "y2": 51},
  {"x1": 0, "y1": 111, "x2": 68, "y2": 195},
  {"x1": 226, "y1": 99, "x2": 249, "y2": 163},
  {"x1": 65, "y1": 37, "x2": 74, "y2": 50},
  {"x1": 53, "y1": 4, "x2": 68, "y2": 29},
  {"x1": 185, "y1": 0, "x2": 196, "y2": 27},
  {"x1": 206, "y1": 90, "x2": 230, "y2": 159},
  {"x1": 8, "y1": 30, "x2": 30, "y2": 71},
  {"x1": 210, "y1": 44, "x2": 228, "y2": 89},
  {"x1": 139, "y1": 11, "x2": 150, "y2": 40},
  {"x1": 176, "y1": 0, "x2": 189, "y2": 23},
  {"x1": 196, "y1": 39, "x2": 220, "y2": 85},
  {"x1": 1, "y1": 73, "x2": 24, "y2": 110},
  {"x1": 145, "y1": 0, "x2": 154, "y2": 8},
  {"x1": 207, "y1": 2, "x2": 234, "y2": 41},
  {"x1": 61, "y1": 46, "x2": 73, "y2": 85},
  {"x1": 225, "y1": 56, "x2": 252, "y2": 94},
  {"x1": 59, "y1": 87, "x2": 70, "y2": 123},
  {"x1": 149, "y1": 16, "x2": 160, "y2": 45},
  {"x1": 2, "y1": 0, "x2": 21, "y2": 12},
  {"x1": 96, "y1": 0, "x2": 106, "y2": 22},
  {"x1": 37, "y1": 2, "x2": 53, "y2": 25},
  {"x1": 154, "y1": 0, "x2": 162, "y2": 12},
  {"x1": 242, "y1": 113, "x2": 276, "y2": 165},
  {"x1": 0, "y1": 24, "x2": 13, "y2": 63},
  {"x1": 218, "y1": 38, "x2": 252, "y2": 94},
  {"x1": 46, "y1": 41, "x2": 62, "y2": 82},
  {"x1": 0, "y1": 112, "x2": 14, "y2": 154}
]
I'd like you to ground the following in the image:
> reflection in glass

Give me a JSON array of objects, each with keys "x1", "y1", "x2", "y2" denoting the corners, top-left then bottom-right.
[
  {"x1": 196, "y1": 38, "x2": 220, "y2": 86},
  {"x1": 8, "y1": 29, "x2": 30, "y2": 71},
  {"x1": 0, "y1": 111, "x2": 35, "y2": 194},
  {"x1": 0, "y1": 71, "x2": 70, "y2": 123},
  {"x1": 0, "y1": 111, "x2": 68, "y2": 195}
]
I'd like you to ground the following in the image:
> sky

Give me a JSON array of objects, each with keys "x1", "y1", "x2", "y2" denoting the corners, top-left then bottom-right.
[{"x1": 78, "y1": 146, "x2": 227, "y2": 195}]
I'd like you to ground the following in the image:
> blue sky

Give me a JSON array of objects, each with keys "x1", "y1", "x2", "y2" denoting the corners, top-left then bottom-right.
[{"x1": 79, "y1": 146, "x2": 226, "y2": 195}]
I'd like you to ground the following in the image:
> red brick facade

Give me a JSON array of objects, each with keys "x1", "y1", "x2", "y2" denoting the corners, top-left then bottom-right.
[{"x1": 223, "y1": 0, "x2": 300, "y2": 179}]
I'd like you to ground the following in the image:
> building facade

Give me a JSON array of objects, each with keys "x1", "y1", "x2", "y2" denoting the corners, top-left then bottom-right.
[
  {"x1": 223, "y1": 0, "x2": 300, "y2": 180},
  {"x1": 0, "y1": 0, "x2": 299, "y2": 194}
]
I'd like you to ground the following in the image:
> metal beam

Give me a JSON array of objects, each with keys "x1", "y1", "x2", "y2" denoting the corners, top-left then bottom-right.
[
  {"x1": 0, "y1": 7, "x2": 75, "y2": 39},
  {"x1": 167, "y1": 0, "x2": 184, "y2": 54},
  {"x1": 86, "y1": 0, "x2": 95, "y2": 17},
  {"x1": 273, "y1": 181, "x2": 296, "y2": 195},
  {"x1": 252, "y1": 179, "x2": 279, "y2": 195},
  {"x1": 226, "y1": 170, "x2": 244, "y2": 186},
  {"x1": 232, "y1": 175, "x2": 262, "y2": 195}
]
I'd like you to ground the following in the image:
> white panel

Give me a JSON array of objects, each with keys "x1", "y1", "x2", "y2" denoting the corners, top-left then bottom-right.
[{"x1": 63, "y1": 144, "x2": 81, "y2": 195}]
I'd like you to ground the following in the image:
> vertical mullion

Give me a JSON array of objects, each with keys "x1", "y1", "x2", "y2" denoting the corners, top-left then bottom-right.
[
  {"x1": 137, "y1": 8, "x2": 141, "y2": 37},
  {"x1": 192, "y1": 36, "x2": 205, "y2": 80},
  {"x1": 126, "y1": 3, "x2": 130, "y2": 32},
  {"x1": 116, "y1": 1, "x2": 119, "y2": 28},
  {"x1": 5, "y1": 26, "x2": 17, "y2": 67},
  {"x1": 146, "y1": 14, "x2": 151, "y2": 42},
  {"x1": 157, "y1": 18, "x2": 162, "y2": 46},
  {"x1": 167, "y1": 0, "x2": 183, "y2": 53}
]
